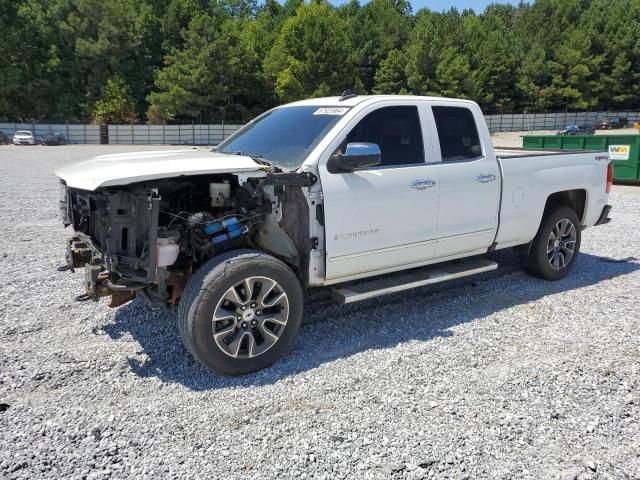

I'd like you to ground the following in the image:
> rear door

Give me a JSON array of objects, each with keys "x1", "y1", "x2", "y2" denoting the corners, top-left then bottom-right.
[
  {"x1": 318, "y1": 102, "x2": 440, "y2": 281},
  {"x1": 427, "y1": 104, "x2": 501, "y2": 258}
]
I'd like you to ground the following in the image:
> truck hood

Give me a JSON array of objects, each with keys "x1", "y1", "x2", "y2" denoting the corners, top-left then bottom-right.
[{"x1": 55, "y1": 149, "x2": 265, "y2": 191}]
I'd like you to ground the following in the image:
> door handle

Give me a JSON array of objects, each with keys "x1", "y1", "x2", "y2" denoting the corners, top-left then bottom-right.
[
  {"x1": 411, "y1": 179, "x2": 436, "y2": 190},
  {"x1": 476, "y1": 174, "x2": 496, "y2": 183}
]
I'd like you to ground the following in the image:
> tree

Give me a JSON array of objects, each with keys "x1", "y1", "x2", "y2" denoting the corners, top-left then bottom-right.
[
  {"x1": 160, "y1": 0, "x2": 206, "y2": 51},
  {"x1": 0, "y1": 0, "x2": 66, "y2": 120},
  {"x1": 405, "y1": 9, "x2": 441, "y2": 95},
  {"x1": 4, "y1": 0, "x2": 640, "y2": 121},
  {"x1": 264, "y1": 1, "x2": 354, "y2": 102},
  {"x1": 373, "y1": 49, "x2": 410, "y2": 94},
  {"x1": 546, "y1": 28, "x2": 603, "y2": 110},
  {"x1": 516, "y1": 42, "x2": 554, "y2": 111},
  {"x1": 434, "y1": 46, "x2": 474, "y2": 98},
  {"x1": 580, "y1": 0, "x2": 640, "y2": 108},
  {"x1": 343, "y1": 0, "x2": 412, "y2": 93},
  {"x1": 462, "y1": 11, "x2": 517, "y2": 112},
  {"x1": 148, "y1": 12, "x2": 271, "y2": 122},
  {"x1": 58, "y1": 0, "x2": 162, "y2": 117},
  {"x1": 93, "y1": 76, "x2": 138, "y2": 123}
]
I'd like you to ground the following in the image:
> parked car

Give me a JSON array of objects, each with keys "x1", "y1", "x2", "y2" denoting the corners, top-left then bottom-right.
[
  {"x1": 13, "y1": 130, "x2": 37, "y2": 145},
  {"x1": 56, "y1": 94, "x2": 613, "y2": 376},
  {"x1": 0, "y1": 131, "x2": 10, "y2": 144},
  {"x1": 558, "y1": 124, "x2": 595, "y2": 135},
  {"x1": 42, "y1": 132, "x2": 67, "y2": 146},
  {"x1": 595, "y1": 117, "x2": 629, "y2": 130}
]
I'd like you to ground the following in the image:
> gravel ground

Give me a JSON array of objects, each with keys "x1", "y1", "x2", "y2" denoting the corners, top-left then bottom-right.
[{"x1": 1, "y1": 145, "x2": 639, "y2": 480}]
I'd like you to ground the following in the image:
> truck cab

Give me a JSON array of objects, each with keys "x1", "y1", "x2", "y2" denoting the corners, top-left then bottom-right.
[{"x1": 305, "y1": 96, "x2": 501, "y2": 282}]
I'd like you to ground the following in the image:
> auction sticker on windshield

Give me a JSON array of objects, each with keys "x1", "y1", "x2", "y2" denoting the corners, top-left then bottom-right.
[
  {"x1": 314, "y1": 107, "x2": 349, "y2": 116},
  {"x1": 609, "y1": 145, "x2": 631, "y2": 160}
]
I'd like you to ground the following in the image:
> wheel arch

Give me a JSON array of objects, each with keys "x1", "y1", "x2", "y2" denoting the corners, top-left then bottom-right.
[
  {"x1": 543, "y1": 189, "x2": 587, "y2": 224},
  {"x1": 516, "y1": 189, "x2": 586, "y2": 256}
]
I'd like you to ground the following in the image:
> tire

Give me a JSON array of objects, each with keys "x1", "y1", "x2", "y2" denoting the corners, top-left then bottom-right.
[
  {"x1": 177, "y1": 249, "x2": 303, "y2": 376},
  {"x1": 523, "y1": 206, "x2": 581, "y2": 281}
]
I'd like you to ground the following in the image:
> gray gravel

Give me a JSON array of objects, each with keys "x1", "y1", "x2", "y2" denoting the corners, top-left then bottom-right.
[{"x1": 1, "y1": 145, "x2": 639, "y2": 480}]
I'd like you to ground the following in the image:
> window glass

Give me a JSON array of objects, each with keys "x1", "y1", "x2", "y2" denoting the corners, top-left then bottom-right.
[
  {"x1": 432, "y1": 106, "x2": 482, "y2": 161},
  {"x1": 217, "y1": 106, "x2": 348, "y2": 170},
  {"x1": 344, "y1": 106, "x2": 424, "y2": 166}
]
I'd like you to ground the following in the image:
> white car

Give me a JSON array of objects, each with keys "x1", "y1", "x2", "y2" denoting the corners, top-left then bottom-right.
[
  {"x1": 13, "y1": 130, "x2": 37, "y2": 145},
  {"x1": 56, "y1": 94, "x2": 613, "y2": 375}
]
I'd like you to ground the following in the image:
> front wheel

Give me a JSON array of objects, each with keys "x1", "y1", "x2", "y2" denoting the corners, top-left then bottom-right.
[
  {"x1": 523, "y1": 206, "x2": 581, "y2": 281},
  {"x1": 177, "y1": 250, "x2": 303, "y2": 376}
]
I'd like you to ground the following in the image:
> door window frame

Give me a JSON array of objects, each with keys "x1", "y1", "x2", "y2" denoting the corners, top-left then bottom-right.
[
  {"x1": 319, "y1": 100, "x2": 437, "y2": 172},
  {"x1": 425, "y1": 102, "x2": 487, "y2": 164}
]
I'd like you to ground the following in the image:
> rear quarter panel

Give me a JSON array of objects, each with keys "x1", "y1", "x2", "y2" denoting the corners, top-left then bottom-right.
[{"x1": 496, "y1": 152, "x2": 609, "y2": 248}]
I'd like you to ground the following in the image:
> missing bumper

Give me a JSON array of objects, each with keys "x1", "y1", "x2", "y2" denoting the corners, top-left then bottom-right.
[{"x1": 594, "y1": 205, "x2": 612, "y2": 226}]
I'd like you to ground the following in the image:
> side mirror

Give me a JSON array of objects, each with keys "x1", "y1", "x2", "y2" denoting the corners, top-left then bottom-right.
[{"x1": 327, "y1": 142, "x2": 381, "y2": 173}]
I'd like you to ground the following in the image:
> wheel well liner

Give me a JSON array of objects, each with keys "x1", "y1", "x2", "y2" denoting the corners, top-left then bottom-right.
[
  {"x1": 544, "y1": 189, "x2": 586, "y2": 224},
  {"x1": 279, "y1": 186, "x2": 312, "y2": 287}
]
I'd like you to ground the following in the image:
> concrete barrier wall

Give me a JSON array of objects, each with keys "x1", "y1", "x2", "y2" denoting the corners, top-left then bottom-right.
[
  {"x1": 484, "y1": 111, "x2": 640, "y2": 133},
  {"x1": 107, "y1": 124, "x2": 242, "y2": 145},
  {"x1": 0, "y1": 123, "x2": 100, "y2": 144}
]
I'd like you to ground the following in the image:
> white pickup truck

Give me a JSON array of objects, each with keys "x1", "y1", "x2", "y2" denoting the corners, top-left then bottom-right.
[{"x1": 56, "y1": 94, "x2": 613, "y2": 375}]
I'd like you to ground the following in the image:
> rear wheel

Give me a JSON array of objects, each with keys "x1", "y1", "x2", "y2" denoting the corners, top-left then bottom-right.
[
  {"x1": 523, "y1": 206, "x2": 581, "y2": 281},
  {"x1": 177, "y1": 250, "x2": 303, "y2": 376}
]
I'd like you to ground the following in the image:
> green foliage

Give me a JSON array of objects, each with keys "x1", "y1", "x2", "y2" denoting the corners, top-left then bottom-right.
[
  {"x1": 264, "y1": 1, "x2": 353, "y2": 102},
  {"x1": 93, "y1": 75, "x2": 138, "y2": 124},
  {"x1": 147, "y1": 12, "x2": 271, "y2": 122},
  {"x1": 373, "y1": 49, "x2": 410, "y2": 94},
  {"x1": 1, "y1": 0, "x2": 640, "y2": 122},
  {"x1": 60, "y1": 0, "x2": 162, "y2": 116},
  {"x1": 0, "y1": 0, "x2": 66, "y2": 120}
]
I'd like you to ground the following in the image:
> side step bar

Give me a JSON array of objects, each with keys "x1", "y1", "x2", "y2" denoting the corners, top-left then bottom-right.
[{"x1": 330, "y1": 258, "x2": 498, "y2": 304}]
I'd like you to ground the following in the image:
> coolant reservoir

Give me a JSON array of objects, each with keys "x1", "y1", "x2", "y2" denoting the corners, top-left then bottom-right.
[
  {"x1": 210, "y1": 181, "x2": 230, "y2": 207},
  {"x1": 156, "y1": 237, "x2": 179, "y2": 267}
]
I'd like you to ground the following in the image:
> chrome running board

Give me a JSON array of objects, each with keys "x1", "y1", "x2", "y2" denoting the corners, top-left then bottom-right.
[{"x1": 330, "y1": 258, "x2": 498, "y2": 304}]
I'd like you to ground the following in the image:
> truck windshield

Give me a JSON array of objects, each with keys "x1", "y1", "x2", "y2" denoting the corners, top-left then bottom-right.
[{"x1": 217, "y1": 106, "x2": 349, "y2": 170}]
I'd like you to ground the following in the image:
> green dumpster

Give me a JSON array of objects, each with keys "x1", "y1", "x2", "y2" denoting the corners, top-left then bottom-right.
[{"x1": 522, "y1": 134, "x2": 640, "y2": 181}]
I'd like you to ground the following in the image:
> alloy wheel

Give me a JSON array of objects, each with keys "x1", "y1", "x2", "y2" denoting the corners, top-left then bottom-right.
[
  {"x1": 547, "y1": 218, "x2": 577, "y2": 270},
  {"x1": 212, "y1": 276, "x2": 289, "y2": 358}
]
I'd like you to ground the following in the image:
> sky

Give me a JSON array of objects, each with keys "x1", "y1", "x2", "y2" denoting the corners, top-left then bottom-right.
[{"x1": 331, "y1": 0, "x2": 522, "y2": 12}]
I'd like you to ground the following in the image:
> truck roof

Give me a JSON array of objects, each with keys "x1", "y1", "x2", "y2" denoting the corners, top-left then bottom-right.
[{"x1": 282, "y1": 94, "x2": 479, "y2": 108}]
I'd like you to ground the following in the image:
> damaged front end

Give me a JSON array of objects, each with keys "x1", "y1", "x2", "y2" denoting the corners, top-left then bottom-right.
[{"x1": 59, "y1": 169, "x2": 315, "y2": 308}]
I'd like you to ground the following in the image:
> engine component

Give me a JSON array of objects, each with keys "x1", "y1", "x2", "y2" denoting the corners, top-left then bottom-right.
[
  {"x1": 156, "y1": 228, "x2": 180, "y2": 268},
  {"x1": 210, "y1": 181, "x2": 230, "y2": 207},
  {"x1": 187, "y1": 211, "x2": 214, "y2": 229},
  {"x1": 204, "y1": 217, "x2": 247, "y2": 246},
  {"x1": 65, "y1": 237, "x2": 93, "y2": 272},
  {"x1": 157, "y1": 237, "x2": 180, "y2": 267}
]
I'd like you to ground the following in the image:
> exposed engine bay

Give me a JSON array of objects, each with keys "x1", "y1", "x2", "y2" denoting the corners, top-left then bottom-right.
[{"x1": 60, "y1": 172, "x2": 316, "y2": 307}]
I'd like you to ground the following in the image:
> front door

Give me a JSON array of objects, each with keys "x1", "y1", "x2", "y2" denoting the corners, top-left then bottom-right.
[{"x1": 319, "y1": 104, "x2": 440, "y2": 281}]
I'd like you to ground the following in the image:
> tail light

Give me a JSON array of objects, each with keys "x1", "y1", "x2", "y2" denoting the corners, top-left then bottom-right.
[{"x1": 606, "y1": 162, "x2": 613, "y2": 193}]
